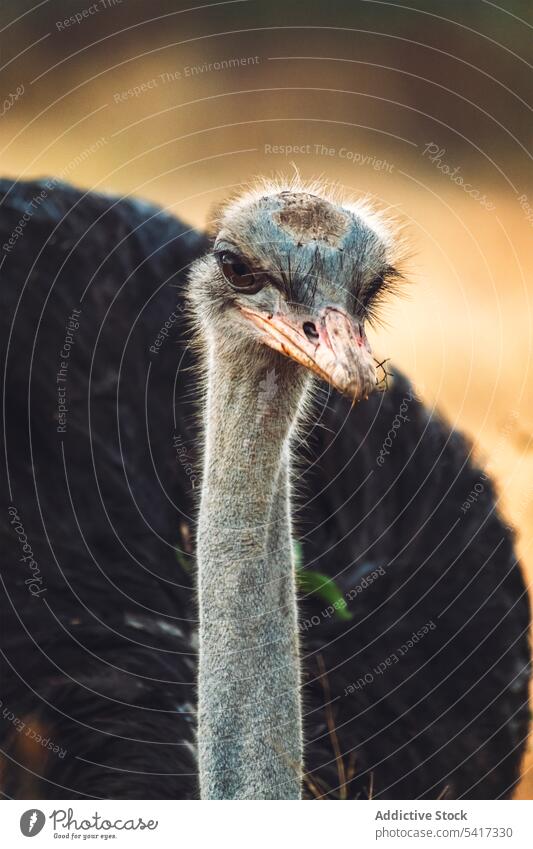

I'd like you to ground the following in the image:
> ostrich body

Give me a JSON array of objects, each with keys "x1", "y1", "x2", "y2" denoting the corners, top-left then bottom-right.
[{"x1": 0, "y1": 178, "x2": 530, "y2": 800}]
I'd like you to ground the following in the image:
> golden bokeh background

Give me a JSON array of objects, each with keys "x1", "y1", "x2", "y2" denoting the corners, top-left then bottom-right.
[{"x1": 1, "y1": 0, "x2": 532, "y2": 796}]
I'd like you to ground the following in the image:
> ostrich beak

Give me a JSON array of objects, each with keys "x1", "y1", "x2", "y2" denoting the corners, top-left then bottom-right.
[{"x1": 239, "y1": 305, "x2": 376, "y2": 401}]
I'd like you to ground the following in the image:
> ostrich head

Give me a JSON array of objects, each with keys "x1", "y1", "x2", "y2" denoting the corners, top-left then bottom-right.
[
  {"x1": 189, "y1": 179, "x2": 402, "y2": 401},
  {"x1": 192, "y1": 178, "x2": 404, "y2": 801}
]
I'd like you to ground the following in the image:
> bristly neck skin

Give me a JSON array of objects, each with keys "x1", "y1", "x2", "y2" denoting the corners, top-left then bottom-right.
[{"x1": 197, "y1": 337, "x2": 309, "y2": 799}]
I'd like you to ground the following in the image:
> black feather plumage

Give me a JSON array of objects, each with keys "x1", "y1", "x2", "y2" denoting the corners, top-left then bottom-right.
[{"x1": 0, "y1": 179, "x2": 529, "y2": 799}]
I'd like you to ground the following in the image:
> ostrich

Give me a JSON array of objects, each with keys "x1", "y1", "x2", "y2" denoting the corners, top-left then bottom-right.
[
  {"x1": 190, "y1": 182, "x2": 399, "y2": 799},
  {"x1": 0, "y1": 177, "x2": 529, "y2": 800}
]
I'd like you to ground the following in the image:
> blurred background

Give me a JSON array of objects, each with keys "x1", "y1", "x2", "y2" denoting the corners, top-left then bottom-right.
[{"x1": 1, "y1": 0, "x2": 532, "y2": 795}]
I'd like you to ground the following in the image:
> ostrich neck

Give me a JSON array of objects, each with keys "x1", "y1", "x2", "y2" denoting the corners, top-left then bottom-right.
[{"x1": 197, "y1": 347, "x2": 307, "y2": 799}]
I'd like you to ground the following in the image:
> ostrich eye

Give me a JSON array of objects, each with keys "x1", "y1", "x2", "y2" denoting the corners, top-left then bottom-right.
[{"x1": 217, "y1": 251, "x2": 265, "y2": 294}]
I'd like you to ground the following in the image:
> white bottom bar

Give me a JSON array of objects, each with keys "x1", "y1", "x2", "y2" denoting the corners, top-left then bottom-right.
[{"x1": 3, "y1": 799, "x2": 533, "y2": 848}]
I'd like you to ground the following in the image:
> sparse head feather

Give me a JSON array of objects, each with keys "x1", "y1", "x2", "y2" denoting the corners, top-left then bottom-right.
[{"x1": 208, "y1": 172, "x2": 408, "y2": 268}]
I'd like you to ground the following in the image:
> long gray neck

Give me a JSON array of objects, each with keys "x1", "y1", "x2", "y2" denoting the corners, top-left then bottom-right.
[{"x1": 197, "y1": 344, "x2": 308, "y2": 799}]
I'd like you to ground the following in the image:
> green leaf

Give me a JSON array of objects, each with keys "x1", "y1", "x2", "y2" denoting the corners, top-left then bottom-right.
[
  {"x1": 175, "y1": 547, "x2": 194, "y2": 574},
  {"x1": 293, "y1": 540, "x2": 352, "y2": 622}
]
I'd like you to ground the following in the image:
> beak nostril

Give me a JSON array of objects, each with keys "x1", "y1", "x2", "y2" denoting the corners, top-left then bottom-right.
[{"x1": 303, "y1": 321, "x2": 319, "y2": 341}]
